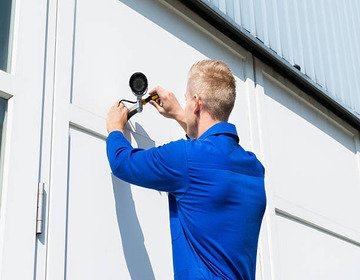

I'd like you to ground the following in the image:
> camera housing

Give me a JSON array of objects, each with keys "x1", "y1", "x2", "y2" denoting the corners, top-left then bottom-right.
[
  {"x1": 129, "y1": 72, "x2": 148, "y2": 97},
  {"x1": 127, "y1": 72, "x2": 148, "y2": 119}
]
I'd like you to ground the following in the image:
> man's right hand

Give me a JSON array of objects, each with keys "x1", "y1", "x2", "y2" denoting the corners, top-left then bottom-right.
[
  {"x1": 148, "y1": 87, "x2": 186, "y2": 131},
  {"x1": 149, "y1": 86, "x2": 183, "y2": 119}
]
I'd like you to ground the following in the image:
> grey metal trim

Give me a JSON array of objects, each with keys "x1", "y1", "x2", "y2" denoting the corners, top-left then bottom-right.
[
  {"x1": 177, "y1": 0, "x2": 360, "y2": 131},
  {"x1": 276, "y1": 208, "x2": 360, "y2": 247}
]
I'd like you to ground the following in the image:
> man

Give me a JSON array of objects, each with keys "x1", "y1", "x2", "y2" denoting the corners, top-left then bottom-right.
[{"x1": 106, "y1": 60, "x2": 266, "y2": 279}]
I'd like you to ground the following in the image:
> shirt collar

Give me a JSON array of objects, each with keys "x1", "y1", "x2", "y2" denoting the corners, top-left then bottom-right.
[{"x1": 197, "y1": 122, "x2": 239, "y2": 143}]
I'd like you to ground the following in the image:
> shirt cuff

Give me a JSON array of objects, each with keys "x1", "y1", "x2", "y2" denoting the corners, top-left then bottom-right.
[{"x1": 107, "y1": 130, "x2": 124, "y2": 139}]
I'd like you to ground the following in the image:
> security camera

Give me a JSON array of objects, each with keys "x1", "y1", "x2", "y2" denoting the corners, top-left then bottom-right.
[
  {"x1": 129, "y1": 72, "x2": 148, "y2": 97},
  {"x1": 119, "y1": 72, "x2": 158, "y2": 120}
]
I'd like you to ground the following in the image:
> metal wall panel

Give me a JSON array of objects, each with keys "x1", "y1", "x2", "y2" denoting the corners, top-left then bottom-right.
[{"x1": 201, "y1": 0, "x2": 360, "y2": 118}]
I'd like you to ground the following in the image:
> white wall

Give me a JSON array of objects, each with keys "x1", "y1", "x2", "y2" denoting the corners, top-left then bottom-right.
[
  {"x1": 43, "y1": 0, "x2": 360, "y2": 279},
  {"x1": 254, "y1": 60, "x2": 360, "y2": 279},
  {"x1": 1, "y1": 0, "x2": 359, "y2": 279}
]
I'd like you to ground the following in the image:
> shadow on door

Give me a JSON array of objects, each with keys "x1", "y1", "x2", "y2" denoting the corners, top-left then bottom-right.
[{"x1": 111, "y1": 123, "x2": 157, "y2": 280}]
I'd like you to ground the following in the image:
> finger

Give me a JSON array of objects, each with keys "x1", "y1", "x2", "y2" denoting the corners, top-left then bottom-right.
[
  {"x1": 149, "y1": 86, "x2": 165, "y2": 97},
  {"x1": 148, "y1": 88, "x2": 160, "y2": 98},
  {"x1": 150, "y1": 100, "x2": 163, "y2": 112}
]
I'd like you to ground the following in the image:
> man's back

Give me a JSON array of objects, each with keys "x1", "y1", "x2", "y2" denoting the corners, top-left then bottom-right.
[
  {"x1": 168, "y1": 122, "x2": 266, "y2": 279},
  {"x1": 106, "y1": 122, "x2": 266, "y2": 279}
]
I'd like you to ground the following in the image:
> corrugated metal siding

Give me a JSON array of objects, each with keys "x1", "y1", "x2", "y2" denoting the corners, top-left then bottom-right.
[{"x1": 202, "y1": 0, "x2": 360, "y2": 117}]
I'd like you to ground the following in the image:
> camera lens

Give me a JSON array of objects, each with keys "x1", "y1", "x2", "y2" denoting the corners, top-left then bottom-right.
[
  {"x1": 132, "y1": 76, "x2": 146, "y2": 92},
  {"x1": 129, "y1": 72, "x2": 148, "y2": 96}
]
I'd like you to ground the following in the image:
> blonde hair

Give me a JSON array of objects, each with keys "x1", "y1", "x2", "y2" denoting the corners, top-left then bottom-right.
[{"x1": 187, "y1": 59, "x2": 236, "y2": 121}]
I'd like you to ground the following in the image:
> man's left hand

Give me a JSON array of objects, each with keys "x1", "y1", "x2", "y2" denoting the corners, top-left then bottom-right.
[{"x1": 106, "y1": 102, "x2": 129, "y2": 134}]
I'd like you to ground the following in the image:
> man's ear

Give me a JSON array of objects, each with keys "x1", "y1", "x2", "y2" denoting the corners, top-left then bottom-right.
[{"x1": 193, "y1": 94, "x2": 202, "y2": 114}]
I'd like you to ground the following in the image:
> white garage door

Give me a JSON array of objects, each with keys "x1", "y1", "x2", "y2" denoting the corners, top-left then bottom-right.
[
  {"x1": 40, "y1": 1, "x2": 257, "y2": 279},
  {"x1": 31, "y1": 1, "x2": 360, "y2": 279},
  {"x1": 254, "y1": 59, "x2": 360, "y2": 279}
]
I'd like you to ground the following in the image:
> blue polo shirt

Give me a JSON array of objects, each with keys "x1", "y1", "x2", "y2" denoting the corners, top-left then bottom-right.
[{"x1": 106, "y1": 122, "x2": 266, "y2": 280}]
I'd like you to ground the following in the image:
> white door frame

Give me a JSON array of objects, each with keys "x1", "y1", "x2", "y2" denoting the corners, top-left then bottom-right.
[
  {"x1": 0, "y1": 0, "x2": 49, "y2": 279},
  {"x1": 40, "y1": 0, "x2": 78, "y2": 279}
]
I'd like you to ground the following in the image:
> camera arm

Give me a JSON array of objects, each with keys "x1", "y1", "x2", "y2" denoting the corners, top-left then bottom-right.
[
  {"x1": 119, "y1": 72, "x2": 159, "y2": 120},
  {"x1": 127, "y1": 98, "x2": 143, "y2": 120}
]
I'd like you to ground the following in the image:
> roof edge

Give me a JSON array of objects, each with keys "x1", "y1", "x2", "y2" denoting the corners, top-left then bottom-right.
[{"x1": 177, "y1": 0, "x2": 360, "y2": 132}]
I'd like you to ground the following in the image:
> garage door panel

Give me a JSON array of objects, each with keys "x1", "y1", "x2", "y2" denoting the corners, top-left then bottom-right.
[
  {"x1": 259, "y1": 71, "x2": 360, "y2": 233},
  {"x1": 66, "y1": 127, "x2": 172, "y2": 279},
  {"x1": 275, "y1": 213, "x2": 360, "y2": 280},
  {"x1": 71, "y1": 0, "x2": 250, "y2": 145}
]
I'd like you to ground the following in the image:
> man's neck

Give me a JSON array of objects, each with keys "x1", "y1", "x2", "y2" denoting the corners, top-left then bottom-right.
[{"x1": 195, "y1": 114, "x2": 221, "y2": 139}]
